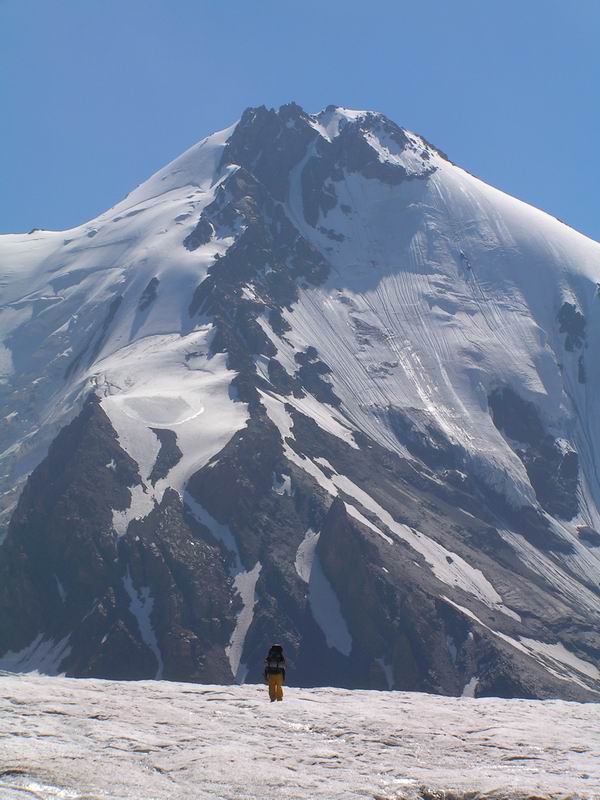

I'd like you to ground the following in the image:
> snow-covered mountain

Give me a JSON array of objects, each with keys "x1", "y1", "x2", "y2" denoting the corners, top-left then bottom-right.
[{"x1": 1, "y1": 103, "x2": 600, "y2": 698}]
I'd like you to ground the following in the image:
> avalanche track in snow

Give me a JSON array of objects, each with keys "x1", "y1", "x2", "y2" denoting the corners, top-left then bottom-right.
[{"x1": 0, "y1": 673, "x2": 598, "y2": 800}]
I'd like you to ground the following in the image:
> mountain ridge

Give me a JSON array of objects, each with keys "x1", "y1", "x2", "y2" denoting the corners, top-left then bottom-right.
[{"x1": 1, "y1": 103, "x2": 599, "y2": 699}]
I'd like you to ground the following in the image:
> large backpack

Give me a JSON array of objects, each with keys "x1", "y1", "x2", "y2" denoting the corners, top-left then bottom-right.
[{"x1": 265, "y1": 645, "x2": 285, "y2": 673}]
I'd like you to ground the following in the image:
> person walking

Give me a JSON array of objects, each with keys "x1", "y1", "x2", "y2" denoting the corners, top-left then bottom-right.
[{"x1": 264, "y1": 644, "x2": 286, "y2": 702}]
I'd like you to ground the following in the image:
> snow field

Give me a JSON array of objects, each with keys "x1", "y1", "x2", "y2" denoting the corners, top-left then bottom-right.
[{"x1": 0, "y1": 673, "x2": 598, "y2": 800}]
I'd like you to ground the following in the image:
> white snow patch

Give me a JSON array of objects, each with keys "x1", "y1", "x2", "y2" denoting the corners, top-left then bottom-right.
[
  {"x1": 519, "y1": 637, "x2": 600, "y2": 682},
  {"x1": 123, "y1": 569, "x2": 164, "y2": 679},
  {"x1": 112, "y1": 484, "x2": 155, "y2": 536},
  {"x1": 311, "y1": 557, "x2": 351, "y2": 654},
  {"x1": 344, "y1": 502, "x2": 393, "y2": 544},
  {"x1": 294, "y1": 528, "x2": 320, "y2": 583},
  {"x1": 462, "y1": 676, "x2": 479, "y2": 698},
  {"x1": 0, "y1": 633, "x2": 71, "y2": 675},
  {"x1": 283, "y1": 391, "x2": 359, "y2": 449},
  {"x1": 272, "y1": 472, "x2": 292, "y2": 496},
  {"x1": 446, "y1": 634, "x2": 458, "y2": 664},
  {"x1": 376, "y1": 656, "x2": 394, "y2": 689},
  {"x1": 54, "y1": 575, "x2": 66, "y2": 603},
  {"x1": 311, "y1": 106, "x2": 370, "y2": 141},
  {"x1": 98, "y1": 330, "x2": 247, "y2": 534},
  {"x1": 314, "y1": 456, "x2": 337, "y2": 471},
  {"x1": 295, "y1": 528, "x2": 352, "y2": 655},
  {"x1": 184, "y1": 493, "x2": 242, "y2": 569},
  {"x1": 226, "y1": 562, "x2": 261, "y2": 683}
]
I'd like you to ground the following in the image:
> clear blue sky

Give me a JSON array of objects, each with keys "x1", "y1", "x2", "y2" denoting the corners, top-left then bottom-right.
[{"x1": 1, "y1": 0, "x2": 599, "y2": 240}]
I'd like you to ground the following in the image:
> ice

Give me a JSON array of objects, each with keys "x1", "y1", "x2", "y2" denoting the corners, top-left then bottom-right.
[
  {"x1": 184, "y1": 492, "x2": 242, "y2": 568},
  {"x1": 254, "y1": 335, "x2": 359, "y2": 450},
  {"x1": 0, "y1": 634, "x2": 71, "y2": 675},
  {"x1": 54, "y1": 575, "x2": 66, "y2": 603},
  {"x1": 462, "y1": 675, "x2": 479, "y2": 697},
  {"x1": 344, "y1": 501, "x2": 393, "y2": 544},
  {"x1": 123, "y1": 569, "x2": 164, "y2": 679},
  {"x1": 295, "y1": 528, "x2": 320, "y2": 583},
  {"x1": 112, "y1": 484, "x2": 155, "y2": 536},
  {"x1": 99, "y1": 330, "x2": 247, "y2": 535},
  {"x1": 272, "y1": 472, "x2": 292, "y2": 495},
  {"x1": 283, "y1": 128, "x2": 600, "y2": 533},
  {"x1": 375, "y1": 656, "x2": 394, "y2": 689},
  {"x1": 226, "y1": 562, "x2": 261, "y2": 683},
  {"x1": 295, "y1": 529, "x2": 352, "y2": 656},
  {"x1": 261, "y1": 389, "x2": 518, "y2": 621},
  {"x1": 4, "y1": 104, "x2": 600, "y2": 563},
  {"x1": 310, "y1": 106, "x2": 371, "y2": 142},
  {"x1": 0, "y1": 672, "x2": 598, "y2": 799},
  {"x1": 518, "y1": 637, "x2": 600, "y2": 682}
]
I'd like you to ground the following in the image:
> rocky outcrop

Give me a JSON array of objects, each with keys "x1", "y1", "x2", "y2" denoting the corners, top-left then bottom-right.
[
  {"x1": 489, "y1": 387, "x2": 579, "y2": 522},
  {"x1": 558, "y1": 301, "x2": 586, "y2": 351},
  {"x1": 0, "y1": 397, "x2": 236, "y2": 682},
  {"x1": 0, "y1": 395, "x2": 140, "y2": 670},
  {"x1": 149, "y1": 428, "x2": 182, "y2": 485}
]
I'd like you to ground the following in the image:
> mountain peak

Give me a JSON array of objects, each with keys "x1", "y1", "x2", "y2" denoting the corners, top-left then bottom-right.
[{"x1": 2, "y1": 102, "x2": 600, "y2": 698}]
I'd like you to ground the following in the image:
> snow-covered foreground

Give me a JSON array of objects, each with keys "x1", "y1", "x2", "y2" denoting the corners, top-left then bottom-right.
[{"x1": 0, "y1": 674, "x2": 598, "y2": 799}]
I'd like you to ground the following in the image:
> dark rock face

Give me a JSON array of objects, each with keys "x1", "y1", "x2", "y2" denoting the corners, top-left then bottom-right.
[
  {"x1": 578, "y1": 353, "x2": 586, "y2": 384},
  {"x1": 0, "y1": 397, "x2": 235, "y2": 682},
  {"x1": 0, "y1": 395, "x2": 140, "y2": 666},
  {"x1": 1, "y1": 376, "x2": 597, "y2": 697},
  {"x1": 149, "y1": 428, "x2": 182, "y2": 485},
  {"x1": 221, "y1": 103, "x2": 317, "y2": 202},
  {"x1": 294, "y1": 348, "x2": 340, "y2": 406},
  {"x1": 183, "y1": 218, "x2": 214, "y2": 251},
  {"x1": 138, "y1": 277, "x2": 159, "y2": 310},
  {"x1": 578, "y1": 526, "x2": 600, "y2": 547},
  {"x1": 558, "y1": 301, "x2": 586, "y2": 351},
  {"x1": 119, "y1": 490, "x2": 236, "y2": 683},
  {"x1": 186, "y1": 166, "x2": 329, "y2": 410},
  {"x1": 489, "y1": 387, "x2": 579, "y2": 521},
  {"x1": 386, "y1": 407, "x2": 464, "y2": 471}
]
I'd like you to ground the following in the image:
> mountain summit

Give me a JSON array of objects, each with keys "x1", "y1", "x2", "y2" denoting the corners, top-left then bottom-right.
[{"x1": 1, "y1": 104, "x2": 599, "y2": 698}]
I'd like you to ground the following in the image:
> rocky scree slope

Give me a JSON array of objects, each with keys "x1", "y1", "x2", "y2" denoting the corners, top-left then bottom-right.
[{"x1": 1, "y1": 103, "x2": 600, "y2": 699}]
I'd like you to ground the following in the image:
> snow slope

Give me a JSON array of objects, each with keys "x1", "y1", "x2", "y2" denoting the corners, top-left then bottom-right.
[
  {"x1": 0, "y1": 122, "x2": 245, "y2": 536},
  {"x1": 281, "y1": 135, "x2": 600, "y2": 541},
  {"x1": 0, "y1": 673, "x2": 598, "y2": 800}
]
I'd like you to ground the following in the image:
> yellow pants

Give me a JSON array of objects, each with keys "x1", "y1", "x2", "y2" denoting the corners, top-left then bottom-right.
[{"x1": 268, "y1": 673, "x2": 284, "y2": 701}]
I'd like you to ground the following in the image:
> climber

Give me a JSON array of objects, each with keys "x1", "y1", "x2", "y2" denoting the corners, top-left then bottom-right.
[{"x1": 264, "y1": 644, "x2": 286, "y2": 702}]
